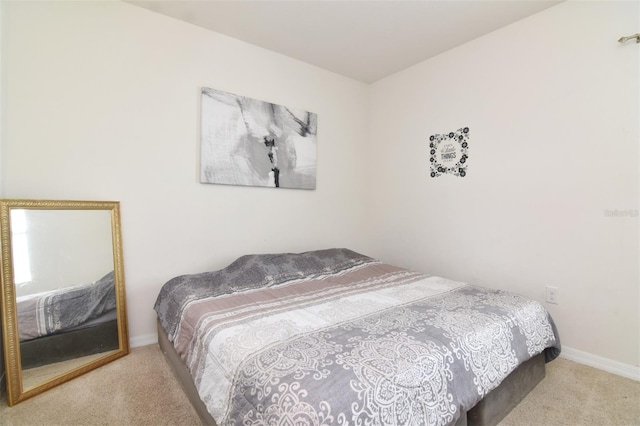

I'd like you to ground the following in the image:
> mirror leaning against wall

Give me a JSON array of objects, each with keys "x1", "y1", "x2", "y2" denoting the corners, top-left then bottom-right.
[{"x1": 0, "y1": 199, "x2": 129, "y2": 406}]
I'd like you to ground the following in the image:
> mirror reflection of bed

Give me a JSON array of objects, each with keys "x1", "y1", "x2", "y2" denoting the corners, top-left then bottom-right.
[
  {"x1": 11, "y1": 208, "x2": 116, "y2": 387},
  {"x1": 17, "y1": 271, "x2": 120, "y2": 389},
  {"x1": 1, "y1": 200, "x2": 129, "y2": 406}
]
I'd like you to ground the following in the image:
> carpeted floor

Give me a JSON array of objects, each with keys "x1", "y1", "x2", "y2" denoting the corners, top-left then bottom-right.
[{"x1": 1, "y1": 344, "x2": 638, "y2": 425}]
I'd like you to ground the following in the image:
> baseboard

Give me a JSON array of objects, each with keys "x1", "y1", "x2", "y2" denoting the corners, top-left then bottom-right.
[
  {"x1": 561, "y1": 346, "x2": 639, "y2": 381},
  {"x1": 129, "y1": 333, "x2": 157, "y2": 348}
]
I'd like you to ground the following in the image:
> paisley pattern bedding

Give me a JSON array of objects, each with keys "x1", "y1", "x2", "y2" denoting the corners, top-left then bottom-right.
[
  {"x1": 17, "y1": 271, "x2": 116, "y2": 341},
  {"x1": 155, "y1": 249, "x2": 560, "y2": 426}
]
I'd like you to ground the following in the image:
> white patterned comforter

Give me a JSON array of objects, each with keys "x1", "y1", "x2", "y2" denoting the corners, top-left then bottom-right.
[{"x1": 155, "y1": 249, "x2": 560, "y2": 426}]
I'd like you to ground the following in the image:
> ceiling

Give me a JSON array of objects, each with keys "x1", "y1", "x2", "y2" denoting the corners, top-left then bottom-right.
[{"x1": 127, "y1": 1, "x2": 562, "y2": 83}]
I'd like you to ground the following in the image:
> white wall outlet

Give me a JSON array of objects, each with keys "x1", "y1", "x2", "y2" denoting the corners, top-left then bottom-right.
[{"x1": 546, "y1": 286, "x2": 559, "y2": 304}]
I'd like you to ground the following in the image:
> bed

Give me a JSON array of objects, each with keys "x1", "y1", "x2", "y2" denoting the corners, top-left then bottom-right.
[
  {"x1": 17, "y1": 271, "x2": 119, "y2": 369},
  {"x1": 155, "y1": 249, "x2": 560, "y2": 426}
]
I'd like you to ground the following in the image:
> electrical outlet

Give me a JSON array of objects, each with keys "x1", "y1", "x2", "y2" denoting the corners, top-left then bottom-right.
[{"x1": 546, "y1": 286, "x2": 559, "y2": 304}]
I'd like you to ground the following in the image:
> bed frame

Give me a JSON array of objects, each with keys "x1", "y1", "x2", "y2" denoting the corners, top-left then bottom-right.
[{"x1": 157, "y1": 319, "x2": 545, "y2": 426}]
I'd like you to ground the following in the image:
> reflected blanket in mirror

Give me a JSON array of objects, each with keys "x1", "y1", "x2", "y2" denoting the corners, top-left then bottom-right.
[{"x1": 17, "y1": 271, "x2": 116, "y2": 341}]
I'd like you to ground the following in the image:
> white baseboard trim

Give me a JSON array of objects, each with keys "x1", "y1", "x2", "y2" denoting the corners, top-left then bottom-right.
[
  {"x1": 130, "y1": 333, "x2": 157, "y2": 348},
  {"x1": 561, "y1": 346, "x2": 639, "y2": 381}
]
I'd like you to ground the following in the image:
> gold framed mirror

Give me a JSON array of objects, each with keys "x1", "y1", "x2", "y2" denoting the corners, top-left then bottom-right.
[{"x1": 0, "y1": 199, "x2": 129, "y2": 406}]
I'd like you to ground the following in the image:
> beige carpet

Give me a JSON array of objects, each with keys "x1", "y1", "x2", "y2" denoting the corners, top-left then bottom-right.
[{"x1": 1, "y1": 345, "x2": 638, "y2": 425}]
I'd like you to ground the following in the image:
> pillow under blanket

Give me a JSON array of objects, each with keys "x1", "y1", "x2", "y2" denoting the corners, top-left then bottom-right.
[{"x1": 154, "y1": 248, "x2": 375, "y2": 339}]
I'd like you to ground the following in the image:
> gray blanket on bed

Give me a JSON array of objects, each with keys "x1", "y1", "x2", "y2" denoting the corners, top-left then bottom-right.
[
  {"x1": 17, "y1": 271, "x2": 116, "y2": 341},
  {"x1": 155, "y1": 249, "x2": 560, "y2": 426}
]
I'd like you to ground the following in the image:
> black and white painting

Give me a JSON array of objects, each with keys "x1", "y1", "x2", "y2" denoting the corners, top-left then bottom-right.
[
  {"x1": 429, "y1": 127, "x2": 469, "y2": 177},
  {"x1": 201, "y1": 88, "x2": 317, "y2": 189}
]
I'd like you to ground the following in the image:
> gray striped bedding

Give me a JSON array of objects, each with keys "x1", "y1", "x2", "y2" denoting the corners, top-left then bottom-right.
[{"x1": 155, "y1": 249, "x2": 560, "y2": 426}]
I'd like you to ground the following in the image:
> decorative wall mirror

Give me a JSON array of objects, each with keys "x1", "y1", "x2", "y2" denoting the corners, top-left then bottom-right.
[{"x1": 0, "y1": 199, "x2": 129, "y2": 405}]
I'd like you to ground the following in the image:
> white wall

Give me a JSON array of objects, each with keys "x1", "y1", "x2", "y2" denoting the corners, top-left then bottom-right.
[
  {"x1": 367, "y1": 0, "x2": 639, "y2": 369},
  {"x1": 1, "y1": 1, "x2": 370, "y2": 342}
]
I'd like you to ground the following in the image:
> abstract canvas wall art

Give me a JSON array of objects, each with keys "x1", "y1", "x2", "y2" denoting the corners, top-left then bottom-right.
[
  {"x1": 429, "y1": 127, "x2": 469, "y2": 177},
  {"x1": 201, "y1": 88, "x2": 317, "y2": 189}
]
